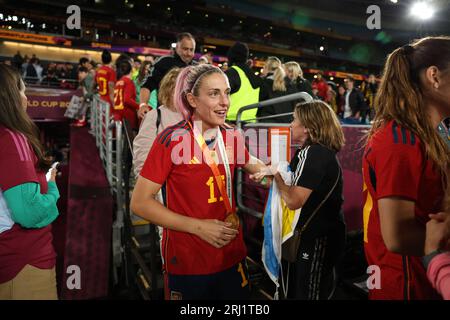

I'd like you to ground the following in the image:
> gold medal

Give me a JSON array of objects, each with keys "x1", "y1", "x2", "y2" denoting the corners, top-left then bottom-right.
[{"x1": 225, "y1": 212, "x2": 240, "y2": 230}]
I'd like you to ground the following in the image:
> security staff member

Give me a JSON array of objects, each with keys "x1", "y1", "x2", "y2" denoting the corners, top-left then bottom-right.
[{"x1": 225, "y1": 42, "x2": 266, "y2": 123}]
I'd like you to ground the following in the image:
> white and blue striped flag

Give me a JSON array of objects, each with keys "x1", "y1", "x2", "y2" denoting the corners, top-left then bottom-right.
[{"x1": 262, "y1": 162, "x2": 301, "y2": 299}]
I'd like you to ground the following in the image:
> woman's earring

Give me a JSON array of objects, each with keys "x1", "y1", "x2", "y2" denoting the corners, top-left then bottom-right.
[{"x1": 434, "y1": 83, "x2": 439, "y2": 89}]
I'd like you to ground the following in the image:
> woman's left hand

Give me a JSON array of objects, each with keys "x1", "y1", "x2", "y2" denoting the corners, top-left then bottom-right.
[{"x1": 425, "y1": 212, "x2": 450, "y2": 254}]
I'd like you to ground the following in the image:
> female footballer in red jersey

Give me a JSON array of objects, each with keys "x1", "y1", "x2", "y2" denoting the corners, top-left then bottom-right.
[
  {"x1": 362, "y1": 36, "x2": 450, "y2": 299},
  {"x1": 113, "y1": 60, "x2": 139, "y2": 130},
  {"x1": 131, "y1": 64, "x2": 267, "y2": 300}
]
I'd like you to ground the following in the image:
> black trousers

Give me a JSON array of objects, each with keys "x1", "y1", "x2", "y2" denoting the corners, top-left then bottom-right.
[{"x1": 283, "y1": 231, "x2": 346, "y2": 300}]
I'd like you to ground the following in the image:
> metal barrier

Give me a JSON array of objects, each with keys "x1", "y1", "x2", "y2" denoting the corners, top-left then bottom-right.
[
  {"x1": 24, "y1": 76, "x2": 79, "y2": 89},
  {"x1": 235, "y1": 92, "x2": 313, "y2": 218},
  {"x1": 89, "y1": 95, "x2": 125, "y2": 284},
  {"x1": 88, "y1": 95, "x2": 162, "y2": 298}
]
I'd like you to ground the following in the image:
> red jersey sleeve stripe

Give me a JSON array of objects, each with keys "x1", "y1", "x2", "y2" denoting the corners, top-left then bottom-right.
[
  {"x1": 410, "y1": 132, "x2": 416, "y2": 145},
  {"x1": 400, "y1": 127, "x2": 408, "y2": 145},
  {"x1": 5, "y1": 129, "x2": 25, "y2": 161},
  {"x1": 392, "y1": 121, "x2": 399, "y2": 143},
  {"x1": 18, "y1": 133, "x2": 32, "y2": 161},
  {"x1": 158, "y1": 121, "x2": 189, "y2": 145}
]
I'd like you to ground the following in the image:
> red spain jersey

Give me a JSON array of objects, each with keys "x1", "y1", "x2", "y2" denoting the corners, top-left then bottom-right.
[
  {"x1": 95, "y1": 65, "x2": 116, "y2": 105},
  {"x1": 140, "y1": 121, "x2": 250, "y2": 275},
  {"x1": 362, "y1": 120, "x2": 443, "y2": 300},
  {"x1": 113, "y1": 76, "x2": 139, "y2": 129}
]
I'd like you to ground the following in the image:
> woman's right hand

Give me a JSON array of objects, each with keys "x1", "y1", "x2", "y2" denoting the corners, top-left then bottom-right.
[
  {"x1": 49, "y1": 168, "x2": 57, "y2": 182},
  {"x1": 249, "y1": 165, "x2": 277, "y2": 183},
  {"x1": 193, "y1": 219, "x2": 239, "y2": 249},
  {"x1": 138, "y1": 104, "x2": 150, "y2": 119}
]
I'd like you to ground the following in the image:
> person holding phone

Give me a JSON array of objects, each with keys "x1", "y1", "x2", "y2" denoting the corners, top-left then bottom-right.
[{"x1": 0, "y1": 64, "x2": 60, "y2": 300}]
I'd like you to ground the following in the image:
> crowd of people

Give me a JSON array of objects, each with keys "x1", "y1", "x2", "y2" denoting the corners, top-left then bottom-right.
[
  {"x1": 122, "y1": 33, "x2": 450, "y2": 300},
  {"x1": 3, "y1": 52, "x2": 79, "y2": 87},
  {"x1": 0, "y1": 32, "x2": 449, "y2": 301},
  {"x1": 1, "y1": 37, "x2": 379, "y2": 127}
]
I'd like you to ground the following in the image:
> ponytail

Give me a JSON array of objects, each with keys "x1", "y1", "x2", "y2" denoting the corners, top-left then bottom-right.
[
  {"x1": 369, "y1": 37, "x2": 450, "y2": 211},
  {"x1": 272, "y1": 66, "x2": 286, "y2": 92},
  {"x1": 373, "y1": 46, "x2": 423, "y2": 130}
]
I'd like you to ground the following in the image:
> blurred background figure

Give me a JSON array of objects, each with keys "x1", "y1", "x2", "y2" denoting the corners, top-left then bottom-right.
[
  {"x1": 284, "y1": 61, "x2": 313, "y2": 97},
  {"x1": 113, "y1": 60, "x2": 139, "y2": 131},
  {"x1": 198, "y1": 55, "x2": 209, "y2": 64},
  {"x1": 95, "y1": 49, "x2": 116, "y2": 114},
  {"x1": 257, "y1": 56, "x2": 292, "y2": 123},
  {"x1": 135, "y1": 61, "x2": 157, "y2": 109},
  {"x1": 220, "y1": 61, "x2": 229, "y2": 72},
  {"x1": 312, "y1": 71, "x2": 329, "y2": 102},
  {"x1": 342, "y1": 76, "x2": 367, "y2": 124},
  {"x1": 361, "y1": 74, "x2": 379, "y2": 122}
]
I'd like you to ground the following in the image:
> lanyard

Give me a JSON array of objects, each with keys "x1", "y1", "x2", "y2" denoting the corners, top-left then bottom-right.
[
  {"x1": 188, "y1": 121, "x2": 233, "y2": 213},
  {"x1": 217, "y1": 127, "x2": 232, "y2": 206}
]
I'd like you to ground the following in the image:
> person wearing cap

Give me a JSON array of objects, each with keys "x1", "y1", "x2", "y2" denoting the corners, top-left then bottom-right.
[{"x1": 225, "y1": 42, "x2": 266, "y2": 122}]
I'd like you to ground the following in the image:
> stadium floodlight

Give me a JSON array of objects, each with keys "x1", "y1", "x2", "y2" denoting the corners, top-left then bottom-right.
[
  {"x1": 390, "y1": 0, "x2": 398, "y2": 3},
  {"x1": 319, "y1": 46, "x2": 325, "y2": 51},
  {"x1": 410, "y1": 1, "x2": 435, "y2": 20}
]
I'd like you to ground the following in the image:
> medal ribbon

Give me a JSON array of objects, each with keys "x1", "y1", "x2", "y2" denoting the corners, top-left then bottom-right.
[{"x1": 188, "y1": 121, "x2": 233, "y2": 214}]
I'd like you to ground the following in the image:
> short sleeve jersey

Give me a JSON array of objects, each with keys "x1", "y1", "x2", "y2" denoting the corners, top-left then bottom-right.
[
  {"x1": 0, "y1": 126, "x2": 56, "y2": 283},
  {"x1": 140, "y1": 121, "x2": 250, "y2": 275},
  {"x1": 113, "y1": 76, "x2": 139, "y2": 129},
  {"x1": 362, "y1": 120, "x2": 443, "y2": 300},
  {"x1": 290, "y1": 144, "x2": 345, "y2": 240},
  {"x1": 95, "y1": 65, "x2": 116, "y2": 105}
]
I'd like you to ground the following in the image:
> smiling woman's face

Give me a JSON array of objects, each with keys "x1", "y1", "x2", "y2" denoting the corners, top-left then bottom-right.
[{"x1": 187, "y1": 72, "x2": 231, "y2": 132}]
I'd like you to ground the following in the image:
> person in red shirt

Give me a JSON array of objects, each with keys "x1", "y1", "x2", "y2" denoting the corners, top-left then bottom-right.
[
  {"x1": 312, "y1": 71, "x2": 329, "y2": 102},
  {"x1": 363, "y1": 36, "x2": 450, "y2": 300},
  {"x1": 130, "y1": 64, "x2": 267, "y2": 300},
  {"x1": 0, "y1": 65, "x2": 59, "y2": 299},
  {"x1": 113, "y1": 60, "x2": 139, "y2": 130},
  {"x1": 95, "y1": 49, "x2": 116, "y2": 109}
]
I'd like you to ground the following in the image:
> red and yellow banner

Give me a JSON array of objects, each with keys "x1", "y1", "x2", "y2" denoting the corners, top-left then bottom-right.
[
  {"x1": 0, "y1": 30, "x2": 72, "y2": 46},
  {"x1": 26, "y1": 87, "x2": 80, "y2": 120}
]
